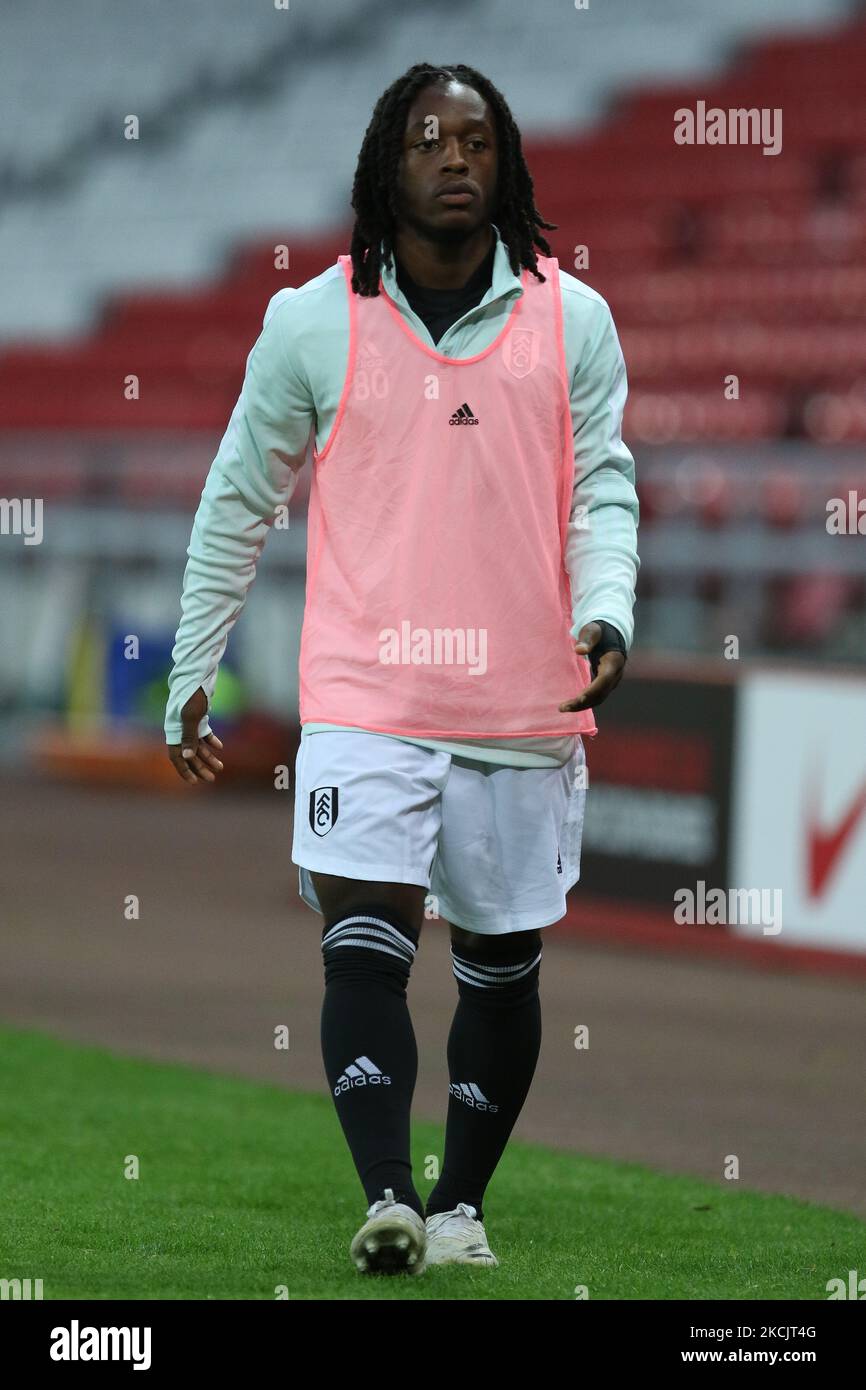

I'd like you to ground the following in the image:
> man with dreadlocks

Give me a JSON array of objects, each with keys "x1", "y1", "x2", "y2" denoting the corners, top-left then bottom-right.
[{"x1": 165, "y1": 63, "x2": 639, "y2": 1276}]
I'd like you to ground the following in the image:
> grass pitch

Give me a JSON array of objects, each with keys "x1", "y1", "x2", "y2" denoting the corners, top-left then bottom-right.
[{"x1": 0, "y1": 1026, "x2": 860, "y2": 1301}]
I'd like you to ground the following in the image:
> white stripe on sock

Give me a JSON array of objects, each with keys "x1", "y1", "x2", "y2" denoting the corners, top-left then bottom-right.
[
  {"x1": 323, "y1": 926, "x2": 414, "y2": 961},
  {"x1": 323, "y1": 915, "x2": 416, "y2": 957},
  {"x1": 451, "y1": 949, "x2": 542, "y2": 987},
  {"x1": 330, "y1": 936, "x2": 409, "y2": 962}
]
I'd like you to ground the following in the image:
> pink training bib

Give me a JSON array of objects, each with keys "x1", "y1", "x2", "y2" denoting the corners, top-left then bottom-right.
[{"x1": 298, "y1": 252, "x2": 598, "y2": 740}]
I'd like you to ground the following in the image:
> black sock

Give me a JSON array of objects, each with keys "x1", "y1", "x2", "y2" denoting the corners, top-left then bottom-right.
[
  {"x1": 426, "y1": 933, "x2": 543, "y2": 1224},
  {"x1": 320, "y1": 906, "x2": 423, "y2": 1217}
]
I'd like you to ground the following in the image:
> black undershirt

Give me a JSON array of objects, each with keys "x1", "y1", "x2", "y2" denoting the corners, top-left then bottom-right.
[{"x1": 395, "y1": 237, "x2": 496, "y2": 346}]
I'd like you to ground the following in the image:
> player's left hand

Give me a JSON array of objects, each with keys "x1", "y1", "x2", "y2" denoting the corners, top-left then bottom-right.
[{"x1": 558, "y1": 621, "x2": 626, "y2": 712}]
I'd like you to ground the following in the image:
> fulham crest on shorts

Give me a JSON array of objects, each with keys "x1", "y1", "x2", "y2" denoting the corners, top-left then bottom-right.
[{"x1": 310, "y1": 786, "x2": 339, "y2": 836}]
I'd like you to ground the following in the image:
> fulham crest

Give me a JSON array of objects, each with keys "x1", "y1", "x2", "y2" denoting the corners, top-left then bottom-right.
[
  {"x1": 502, "y1": 327, "x2": 540, "y2": 378},
  {"x1": 310, "y1": 786, "x2": 339, "y2": 836}
]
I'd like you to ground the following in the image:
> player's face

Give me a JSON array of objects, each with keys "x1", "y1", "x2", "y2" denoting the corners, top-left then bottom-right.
[{"x1": 397, "y1": 82, "x2": 498, "y2": 242}]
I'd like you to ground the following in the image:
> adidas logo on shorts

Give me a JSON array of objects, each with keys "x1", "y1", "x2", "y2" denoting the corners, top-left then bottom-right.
[
  {"x1": 449, "y1": 1082, "x2": 498, "y2": 1113},
  {"x1": 334, "y1": 1055, "x2": 391, "y2": 1096}
]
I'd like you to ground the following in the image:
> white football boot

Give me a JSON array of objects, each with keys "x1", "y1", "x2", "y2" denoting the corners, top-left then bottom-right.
[
  {"x1": 350, "y1": 1188, "x2": 427, "y2": 1275},
  {"x1": 424, "y1": 1203, "x2": 499, "y2": 1267}
]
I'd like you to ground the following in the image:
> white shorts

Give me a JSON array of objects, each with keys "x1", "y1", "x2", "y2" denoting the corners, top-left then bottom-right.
[{"x1": 291, "y1": 729, "x2": 587, "y2": 935}]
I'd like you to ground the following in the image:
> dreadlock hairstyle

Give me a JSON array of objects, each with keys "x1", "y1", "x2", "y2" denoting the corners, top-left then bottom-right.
[{"x1": 348, "y1": 62, "x2": 557, "y2": 296}]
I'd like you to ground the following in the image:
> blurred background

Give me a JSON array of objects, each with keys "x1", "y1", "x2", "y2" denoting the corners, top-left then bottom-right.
[{"x1": 1, "y1": 0, "x2": 864, "y2": 1219}]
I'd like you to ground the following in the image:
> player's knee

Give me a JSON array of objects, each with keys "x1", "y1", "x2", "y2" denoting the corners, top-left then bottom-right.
[
  {"x1": 311, "y1": 873, "x2": 426, "y2": 933},
  {"x1": 448, "y1": 927, "x2": 542, "y2": 1005},
  {"x1": 321, "y1": 903, "x2": 420, "y2": 993},
  {"x1": 449, "y1": 924, "x2": 541, "y2": 958}
]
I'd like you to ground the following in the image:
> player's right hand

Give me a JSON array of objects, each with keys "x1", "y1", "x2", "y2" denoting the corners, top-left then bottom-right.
[{"x1": 167, "y1": 686, "x2": 224, "y2": 785}]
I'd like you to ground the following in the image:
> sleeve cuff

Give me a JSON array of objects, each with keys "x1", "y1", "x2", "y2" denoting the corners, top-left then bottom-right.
[{"x1": 164, "y1": 716, "x2": 212, "y2": 745}]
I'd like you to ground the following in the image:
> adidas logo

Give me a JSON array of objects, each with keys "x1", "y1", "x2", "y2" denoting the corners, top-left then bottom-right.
[
  {"x1": 449, "y1": 402, "x2": 479, "y2": 425},
  {"x1": 449, "y1": 1082, "x2": 498, "y2": 1113},
  {"x1": 334, "y1": 1056, "x2": 391, "y2": 1096},
  {"x1": 357, "y1": 338, "x2": 385, "y2": 371}
]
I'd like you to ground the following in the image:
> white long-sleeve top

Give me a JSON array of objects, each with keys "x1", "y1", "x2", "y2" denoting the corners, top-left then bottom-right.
[{"x1": 165, "y1": 225, "x2": 639, "y2": 767}]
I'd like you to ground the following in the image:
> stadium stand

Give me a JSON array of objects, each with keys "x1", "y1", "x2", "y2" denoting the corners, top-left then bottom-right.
[
  {"x1": 1, "y1": 0, "x2": 864, "y2": 445},
  {"x1": 0, "y1": 0, "x2": 863, "y2": 677}
]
